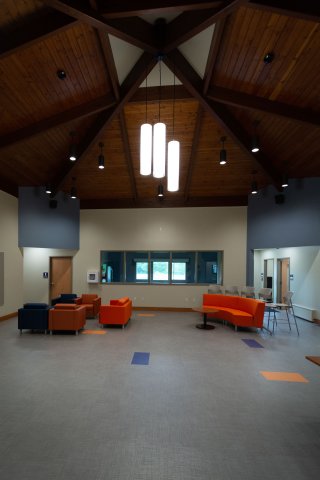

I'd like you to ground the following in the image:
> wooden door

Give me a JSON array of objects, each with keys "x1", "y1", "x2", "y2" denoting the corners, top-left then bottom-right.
[
  {"x1": 49, "y1": 257, "x2": 73, "y2": 301},
  {"x1": 277, "y1": 258, "x2": 290, "y2": 302}
]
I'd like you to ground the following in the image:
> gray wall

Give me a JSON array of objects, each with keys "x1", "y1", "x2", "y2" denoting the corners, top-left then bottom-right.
[
  {"x1": 18, "y1": 187, "x2": 80, "y2": 249},
  {"x1": 247, "y1": 177, "x2": 320, "y2": 284}
]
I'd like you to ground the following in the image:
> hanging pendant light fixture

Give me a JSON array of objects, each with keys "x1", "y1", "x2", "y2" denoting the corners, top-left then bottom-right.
[
  {"x1": 251, "y1": 121, "x2": 260, "y2": 153},
  {"x1": 140, "y1": 68, "x2": 152, "y2": 176},
  {"x1": 220, "y1": 136, "x2": 227, "y2": 165},
  {"x1": 153, "y1": 56, "x2": 166, "y2": 179},
  {"x1": 157, "y1": 183, "x2": 164, "y2": 197},
  {"x1": 98, "y1": 142, "x2": 105, "y2": 169},
  {"x1": 70, "y1": 177, "x2": 77, "y2": 199},
  {"x1": 167, "y1": 66, "x2": 180, "y2": 192},
  {"x1": 251, "y1": 170, "x2": 258, "y2": 194},
  {"x1": 69, "y1": 131, "x2": 77, "y2": 161},
  {"x1": 281, "y1": 174, "x2": 288, "y2": 188}
]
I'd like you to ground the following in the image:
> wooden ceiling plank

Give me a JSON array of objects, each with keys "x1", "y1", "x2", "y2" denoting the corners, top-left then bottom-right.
[
  {"x1": 44, "y1": 0, "x2": 157, "y2": 53},
  {"x1": 0, "y1": 10, "x2": 78, "y2": 59},
  {"x1": 52, "y1": 52, "x2": 156, "y2": 191},
  {"x1": 248, "y1": 0, "x2": 320, "y2": 22},
  {"x1": 119, "y1": 112, "x2": 138, "y2": 199},
  {"x1": 184, "y1": 106, "x2": 203, "y2": 200},
  {"x1": 164, "y1": 0, "x2": 247, "y2": 52},
  {"x1": 165, "y1": 49, "x2": 282, "y2": 186},
  {"x1": 99, "y1": 1, "x2": 222, "y2": 18},
  {"x1": 207, "y1": 86, "x2": 320, "y2": 126},
  {"x1": 0, "y1": 93, "x2": 116, "y2": 150}
]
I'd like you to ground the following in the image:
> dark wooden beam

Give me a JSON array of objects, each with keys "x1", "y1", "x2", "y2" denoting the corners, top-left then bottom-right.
[
  {"x1": 45, "y1": 0, "x2": 157, "y2": 53},
  {"x1": 165, "y1": 49, "x2": 282, "y2": 187},
  {"x1": 119, "y1": 111, "x2": 138, "y2": 199},
  {"x1": 184, "y1": 106, "x2": 204, "y2": 200},
  {"x1": 99, "y1": 1, "x2": 222, "y2": 18},
  {"x1": 0, "y1": 10, "x2": 77, "y2": 59},
  {"x1": 207, "y1": 86, "x2": 320, "y2": 126},
  {"x1": 0, "y1": 93, "x2": 116, "y2": 150},
  {"x1": 130, "y1": 85, "x2": 192, "y2": 102},
  {"x1": 203, "y1": 17, "x2": 227, "y2": 94},
  {"x1": 164, "y1": 0, "x2": 246, "y2": 53},
  {"x1": 248, "y1": 0, "x2": 320, "y2": 22},
  {"x1": 52, "y1": 52, "x2": 157, "y2": 191},
  {"x1": 80, "y1": 194, "x2": 248, "y2": 209}
]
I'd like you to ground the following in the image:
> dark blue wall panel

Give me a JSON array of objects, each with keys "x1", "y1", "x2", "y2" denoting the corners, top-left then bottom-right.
[
  {"x1": 247, "y1": 178, "x2": 320, "y2": 283},
  {"x1": 18, "y1": 187, "x2": 79, "y2": 249}
]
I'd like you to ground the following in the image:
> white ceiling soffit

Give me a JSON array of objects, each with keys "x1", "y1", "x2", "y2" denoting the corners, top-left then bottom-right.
[
  {"x1": 139, "y1": 62, "x2": 182, "y2": 88},
  {"x1": 178, "y1": 24, "x2": 215, "y2": 79},
  {"x1": 109, "y1": 34, "x2": 143, "y2": 85}
]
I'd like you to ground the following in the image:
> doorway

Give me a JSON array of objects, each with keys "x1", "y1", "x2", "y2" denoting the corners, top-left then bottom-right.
[
  {"x1": 277, "y1": 258, "x2": 290, "y2": 302},
  {"x1": 49, "y1": 257, "x2": 73, "y2": 301},
  {"x1": 263, "y1": 258, "x2": 274, "y2": 296}
]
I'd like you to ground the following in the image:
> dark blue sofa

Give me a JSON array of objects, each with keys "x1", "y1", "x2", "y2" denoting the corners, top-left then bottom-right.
[
  {"x1": 18, "y1": 303, "x2": 51, "y2": 334},
  {"x1": 51, "y1": 293, "x2": 78, "y2": 306}
]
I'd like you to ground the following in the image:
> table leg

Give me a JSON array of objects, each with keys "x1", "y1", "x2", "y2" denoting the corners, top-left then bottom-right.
[{"x1": 196, "y1": 312, "x2": 215, "y2": 330}]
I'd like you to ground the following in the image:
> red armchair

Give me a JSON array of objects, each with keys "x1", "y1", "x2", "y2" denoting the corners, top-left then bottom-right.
[
  {"x1": 99, "y1": 297, "x2": 132, "y2": 328},
  {"x1": 75, "y1": 294, "x2": 101, "y2": 318},
  {"x1": 48, "y1": 304, "x2": 86, "y2": 334}
]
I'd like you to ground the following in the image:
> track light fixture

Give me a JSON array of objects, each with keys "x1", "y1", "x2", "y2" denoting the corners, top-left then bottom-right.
[
  {"x1": 220, "y1": 136, "x2": 227, "y2": 165},
  {"x1": 98, "y1": 142, "x2": 105, "y2": 169},
  {"x1": 69, "y1": 131, "x2": 77, "y2": 161},
  {"x1": 157, "y1": 183, "x2": 164, "y2": 197}
]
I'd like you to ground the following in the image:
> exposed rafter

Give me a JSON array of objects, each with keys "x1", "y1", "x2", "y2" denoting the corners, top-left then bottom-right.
[
  {"x1": 207, "y1": 86, "x2": 320, "y2": 126},
  {"x1": 248, "y1": 0, "x2": 320, "y2": 22},
  {"x1": 0, "y1": 10, "x2": 77, "y2": 59},
  {"x1": 0, "y1": 94, "x2": 116, "y2": 149},
  {"x1": 165, "y1": 49, "x2": 282, "y2": 187},
  {"x1": 52, "y1": 52, "x2": 157, "y2": 192}
]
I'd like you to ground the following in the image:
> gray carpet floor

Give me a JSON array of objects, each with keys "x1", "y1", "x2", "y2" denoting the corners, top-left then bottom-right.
[{"x1": 0, "y1": 311, "x2": 320, "y2": 480}]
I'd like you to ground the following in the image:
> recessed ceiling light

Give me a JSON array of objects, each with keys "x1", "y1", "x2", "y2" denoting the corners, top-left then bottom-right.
[
  {"x1": 57, "y1": 69, "x2": 66, "y2": 80},
  {"x1": 263, "y1": 52, "x2": 274, "y2": 64}
]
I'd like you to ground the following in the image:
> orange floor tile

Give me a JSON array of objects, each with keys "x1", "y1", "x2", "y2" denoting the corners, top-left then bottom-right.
[
  {"x1": 81, "y1": 329, "x2": 106, "y2": 335},
  {"x1": 260, "y1": 371, "x2": 309, "y2": 383}
]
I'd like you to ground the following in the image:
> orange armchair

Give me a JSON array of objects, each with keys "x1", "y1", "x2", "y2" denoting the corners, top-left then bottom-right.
[
  {"x1": 75, "y1": 294, "x2": 101, "y2": 318},
  {"x1": 99, "y1": 297, "x2": 132, "y2": 328},
  {"x1": 49, "y1": 304, "x2": 86, "y2": 334}
]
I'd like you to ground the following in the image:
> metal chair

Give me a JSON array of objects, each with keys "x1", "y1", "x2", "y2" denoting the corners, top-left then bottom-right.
[
  {"x1": 266, "y1": 291, "x2": 299, "y2": 335},
  {"x1": 258, "y1": 287, "x2": 272, "y2": 302},
  {"x1": 224, "y1": 286, "x2": 239, "y2": 296},
  {"x1": 240, "y1": 286, "x2": 255, "y2": 298},
  {"x1": 208, "y1": 284, "x2": 224, "y2": 294}
]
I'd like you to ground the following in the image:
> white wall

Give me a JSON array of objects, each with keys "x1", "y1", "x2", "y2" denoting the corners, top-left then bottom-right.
[
  {"x1": 22, "y1": 248, "x2": 78, "y2": 304},
  {"x1": 0, "y1": 191, "x2": 23, "y2": 316},
  {"x1": 254, "y1": 246, "x2": 320, "y2": 320},
  {"x1": 72, "y1": 206, "x2": 247, "y2": 308}
]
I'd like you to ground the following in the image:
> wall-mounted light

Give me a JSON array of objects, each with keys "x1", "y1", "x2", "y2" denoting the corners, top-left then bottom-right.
[
  {"x1": 98, "y1": 142, "x2": 105, "y2": 169},
  {"x1": 220, "y1": 136, "x2": 227, "y2": 165},
  {"x1": 69, "y1": 131, "x2": 77, "y2": 161}
]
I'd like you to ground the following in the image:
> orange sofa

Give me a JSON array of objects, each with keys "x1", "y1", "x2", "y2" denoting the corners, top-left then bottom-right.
[
  {"x1": 99, "y1": 297, "x2": 132, "y2": 328},
  {"x1": 203, "y1": 293, "x2": 265, "y2": 331},
  {"x1": 48, "y1": 304, "x2": 86, "y2": 334},
  {"x1": 75, "y1": 294, "x2": 101, "y2": 318}
]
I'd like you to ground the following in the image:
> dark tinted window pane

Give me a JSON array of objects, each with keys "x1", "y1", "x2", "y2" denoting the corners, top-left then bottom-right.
[{"x1": 101, "y1": 251, "x2": 124, "y2": 283}]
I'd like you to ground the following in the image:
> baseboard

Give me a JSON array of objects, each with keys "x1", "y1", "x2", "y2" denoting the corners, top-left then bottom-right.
[
  {"x1": 133, "y1": 306, "x2": 193, "y2": 312},
  {"x1": 0, "y1": 312, "x2": 17, "y2": 322}
]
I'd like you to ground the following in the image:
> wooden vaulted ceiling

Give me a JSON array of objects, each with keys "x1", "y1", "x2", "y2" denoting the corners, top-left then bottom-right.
[{"x1": 0, "y1": 0, "x2": 319, "y2": 208}]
